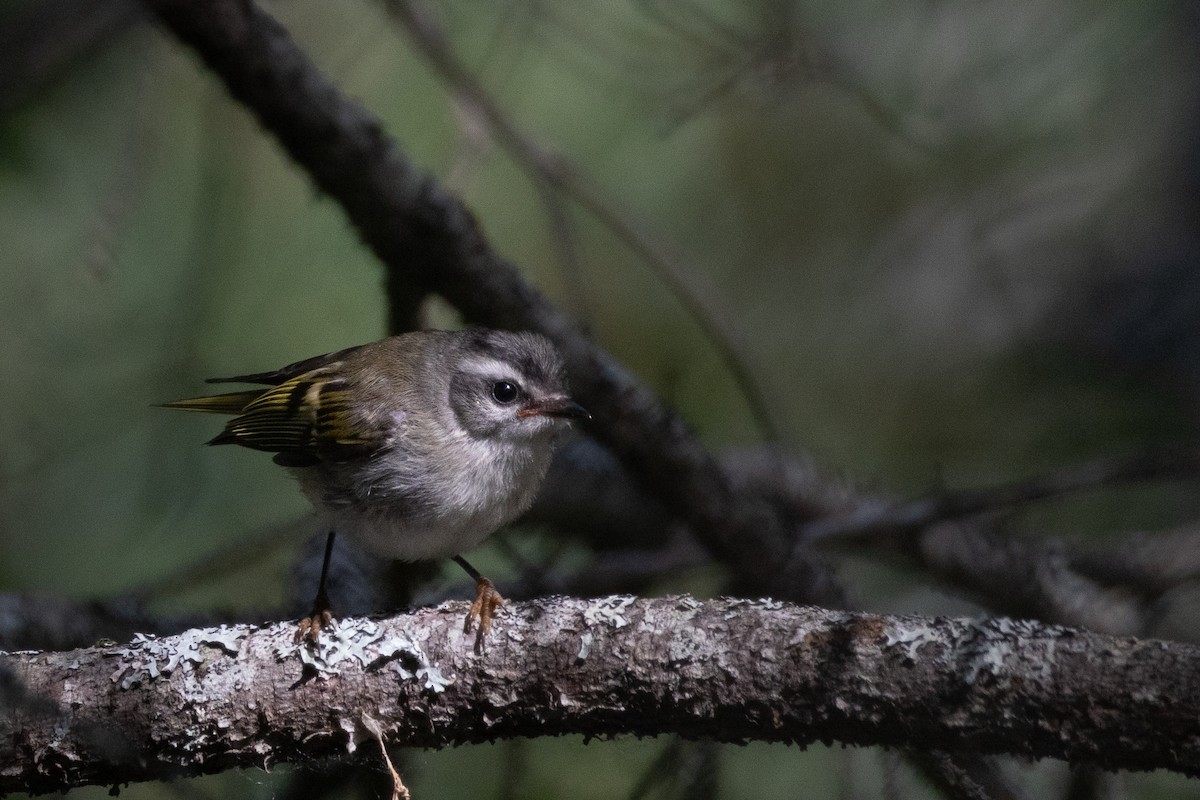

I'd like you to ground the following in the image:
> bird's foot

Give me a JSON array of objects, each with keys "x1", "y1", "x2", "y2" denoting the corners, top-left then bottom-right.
[
  {"x1": 294, "y1": 590, "x2": 335, "y2": 645},
  {"x1": 463, "y1": 577, "x2": 504, "y2": 654}
]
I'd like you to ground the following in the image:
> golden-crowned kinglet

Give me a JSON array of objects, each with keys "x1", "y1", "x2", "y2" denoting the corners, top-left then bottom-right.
[{"x1": 164, "y1": 328, "x2": 589, "y2": 649}]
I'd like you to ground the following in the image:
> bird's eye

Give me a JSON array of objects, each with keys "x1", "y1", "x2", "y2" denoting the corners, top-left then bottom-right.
[{"x1": 491, "y1": 381, "x2": 519, "y2": 404}]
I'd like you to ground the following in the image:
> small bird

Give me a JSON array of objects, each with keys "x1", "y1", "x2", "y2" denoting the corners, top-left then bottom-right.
[{"x1": 163, "y1": 328, "x2": 589, "y2": 650}]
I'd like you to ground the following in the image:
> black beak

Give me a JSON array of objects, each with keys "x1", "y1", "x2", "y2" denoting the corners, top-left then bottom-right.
[{"x1": 517, "y1": 396, "x2": 591, "y2": 420}]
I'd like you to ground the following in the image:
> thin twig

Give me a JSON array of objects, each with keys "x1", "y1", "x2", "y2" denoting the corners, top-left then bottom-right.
[
  {"x1": 801, "y1": 447, "x2": 1200, "y2": 543},
  {"x1": 363, "y1": 716, "x2": 412, "y2": 800}
]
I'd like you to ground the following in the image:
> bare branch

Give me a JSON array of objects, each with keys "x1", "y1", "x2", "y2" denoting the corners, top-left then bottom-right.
[
  {"x1": 801, "y1": 447, "x2": 1200, "y2": 544},
  {"x1": 711, "y1": 448, "x2": 1145, "y2": 633},
  {"x1": 4, "y1": 596, "x2": 1200, "y2": 795},
  {"x1": 1071, "y1": 524, "x2": 1200, "y2": 596},
  {"x1": 910, "y1": 751, "x2": 1033, "y2": 800},
  {"x1": 909, "y1": 522, "x2": 1148, "y2": 636}
]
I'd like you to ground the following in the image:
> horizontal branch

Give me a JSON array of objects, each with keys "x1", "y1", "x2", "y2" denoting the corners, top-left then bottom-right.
[{"x1": 3, "y1": 596, "x2": 1200, "y2": 794}]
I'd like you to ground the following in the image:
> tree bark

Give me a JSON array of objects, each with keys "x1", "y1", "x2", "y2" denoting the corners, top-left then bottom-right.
[{"x1": 3, "y1": 596, "x2": 1199, "y2": 795}]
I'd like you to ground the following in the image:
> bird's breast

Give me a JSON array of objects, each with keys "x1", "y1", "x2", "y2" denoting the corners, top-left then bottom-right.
[{"x1": 304, "y1": 436, "x2": 554, "y2": 560}]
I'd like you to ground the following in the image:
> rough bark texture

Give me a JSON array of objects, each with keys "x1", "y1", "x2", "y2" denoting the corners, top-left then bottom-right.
[{"x1": 2, "y1": 596, "x2": 1199, "y2": 795}]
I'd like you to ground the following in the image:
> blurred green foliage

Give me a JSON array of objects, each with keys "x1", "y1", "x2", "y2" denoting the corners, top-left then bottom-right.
[{"x1": 1, "y1": 0, "x2": 1198, "y2": 797}]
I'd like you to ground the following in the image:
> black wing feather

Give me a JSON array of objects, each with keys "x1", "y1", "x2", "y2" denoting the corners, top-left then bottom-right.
[
  {"x1": 208, "y1": 371, "x2": 382, "y2": 463},
  {"x1": 205, "y1": 344, "x2": 366, "y2": 386}
]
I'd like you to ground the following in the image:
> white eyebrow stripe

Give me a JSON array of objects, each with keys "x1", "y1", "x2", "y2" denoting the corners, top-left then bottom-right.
[{"x1": 460, "y1": 356, "x2": 520, "y2": 379}]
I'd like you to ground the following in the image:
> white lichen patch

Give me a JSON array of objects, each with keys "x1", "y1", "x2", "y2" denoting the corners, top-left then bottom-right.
[
  {"x1": 109, "y1": 626, "x2": 245, "y2": 690},
  {"x1": 583, "y1": 595, "x2": 637, "y2": 629},
  {"x1": 989, "y1": 617, "x2": 1049, "y2": 639},
  {"x1": 960, "y1": 618, "x2": 1018, "y2": 686},
  {"x1": 576, "y1": 631, "x2": 594, "y2": 661},
  {"x1": 668, "y1": 625, "x2": 710, "y2": 664},
  {"x1": 417, "y1": 665, "x2": 452, "y2": 693},
  {"x1": 988, "y1": 617, "x2": 1061, "y2": 684},
  {"x1": 283, "y1": 618, "x2": 381, "y2": 675},
  {"x1": 964, "y1": 640, "x2": 1010, "y2": 685},
  {"x1": 282, "y1": 618, "x2": 450, "y2": 692},
  {"x1": 719, "y1": 597, "x2": 756, "y2": 619},
  {"x1": 718, "y1": 596, "x2": 790, "y2": 620},
  {"x1": 883, "y1": 615, "x2": 1067, "y2": 688},
  {"x1": 882, "y1": 619, "x2": 943, "y2": 662}
]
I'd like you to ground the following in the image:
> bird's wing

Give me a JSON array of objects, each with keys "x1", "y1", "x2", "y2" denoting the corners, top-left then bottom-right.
[
  {"x1": 206, "y1": 366, "x2": 385, "y2": 466},
  {"x1": 204, "y1": 344, "x2": 367, "y2": 386}
]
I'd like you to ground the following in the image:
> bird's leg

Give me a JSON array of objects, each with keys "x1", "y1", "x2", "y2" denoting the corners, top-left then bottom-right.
[
  {"x1": 295, "y1": 530, "x2": 337, "y2": 644},
  {"x1": 453, "y1": 554, "x2": 504, "y2": 654}
]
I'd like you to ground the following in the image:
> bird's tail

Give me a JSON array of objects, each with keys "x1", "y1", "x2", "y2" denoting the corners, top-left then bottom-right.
[{"x1": 158, "y1": 389, "x2": 267, "y2": 415}]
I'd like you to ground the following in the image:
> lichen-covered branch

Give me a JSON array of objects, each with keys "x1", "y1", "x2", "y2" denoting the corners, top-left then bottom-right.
[{"x1": 3, "y1": 596, "x2": 1200, "y2": 795}]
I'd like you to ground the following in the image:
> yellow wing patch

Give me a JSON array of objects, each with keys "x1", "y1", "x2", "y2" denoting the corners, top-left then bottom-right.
[{"x1": 171, "y1": 367, "x2": 381, "y2": 463}]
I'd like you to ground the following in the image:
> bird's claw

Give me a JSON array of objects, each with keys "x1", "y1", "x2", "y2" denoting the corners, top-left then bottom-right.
[
  {"x1": 294, "y1": 591, "x2": 334, "y2": 645},
  {"x1": 464, "y1": 577, "x2": 504, "y2": 654}
]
